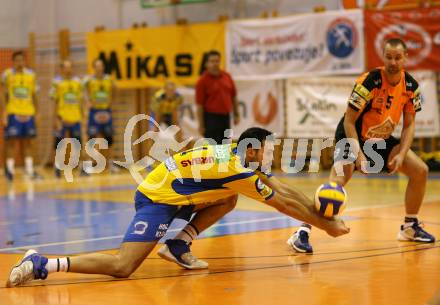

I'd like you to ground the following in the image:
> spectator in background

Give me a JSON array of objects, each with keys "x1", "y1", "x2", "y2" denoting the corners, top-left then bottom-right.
[
  {"x1": 151, "y1": 81, "x2": 183, "y2": 142},
  {"x1": 196, "y1": 50, "x2": 240, "y2": 143},
  {"x1": 83, "y1": 59, "x2": 118, "y2": 173},
  {"x1": 1, "y1": 51, "x2": 41, "y2": 180}
]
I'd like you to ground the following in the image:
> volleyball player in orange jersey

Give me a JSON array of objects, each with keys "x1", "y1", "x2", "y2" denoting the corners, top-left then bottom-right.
[{"x1": 288, "y1": 38, "x2": 435, "y2": 253}]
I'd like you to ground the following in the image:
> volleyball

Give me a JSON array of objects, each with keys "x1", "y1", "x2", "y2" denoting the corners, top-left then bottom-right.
[{"x1": 314, "y1": 182, "x2": 347, "y2": 218}]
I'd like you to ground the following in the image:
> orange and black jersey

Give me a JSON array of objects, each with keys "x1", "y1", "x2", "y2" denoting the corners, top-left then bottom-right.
[{"x1": 347, "y1": 67, "x2": 421, "y2": 140}]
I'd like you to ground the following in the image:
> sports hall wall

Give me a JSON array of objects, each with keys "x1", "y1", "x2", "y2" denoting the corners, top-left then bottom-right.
[{"x1": 1, "y1": 0, "x2": 440, "y2": 170}]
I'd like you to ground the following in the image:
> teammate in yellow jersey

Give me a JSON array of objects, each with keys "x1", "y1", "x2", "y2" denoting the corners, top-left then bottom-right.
[
  {"x1": 1, "y1": 51, "x2": 41, "y2": 180},
  {"x1": 288, "y1": 38, "x2": 435, "y2": 254},
  {"x1": 151, "y1": 81, "x2": 182, "y2": 128},
  {"x1": 151, "y1": 81, "x2": 183, "y2": 142},
  {"x1": 6, "y1": 127, "x2": 349, "y2": 286},
  {"x1": 83, "y1": 59, "x2": 119, "y2": 173},
  {"x1": 50, "y1": 60, "x2": 87, "y2": 177}
]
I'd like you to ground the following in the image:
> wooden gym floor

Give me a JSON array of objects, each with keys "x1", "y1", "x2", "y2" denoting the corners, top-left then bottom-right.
[{"x1": 0, "y1": 170, "x2": 439, "y2": 305}]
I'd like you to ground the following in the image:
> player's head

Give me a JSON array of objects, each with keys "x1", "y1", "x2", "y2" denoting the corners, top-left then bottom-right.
[
  {"x1": 206, "y1": 50, "x2": 221, "y2": 75},
  {"x1": 382, "y1": 38, "x2": 408, "y2": 75},
  {"x1": 238, "y1": 127, "x2": 274, "y2": 171},
  {"x1": 12, "y1": 51, "x2": 25, "y2": 70},
  {"x1": 60, "y1": 60, "x2": 73, "y2": 77},
  {"x1": 93, "y1": 58, "x2": 105, "y2": 76},
  {"x1": 164, "y1": 81, "x2": 176, "y2": 99}
]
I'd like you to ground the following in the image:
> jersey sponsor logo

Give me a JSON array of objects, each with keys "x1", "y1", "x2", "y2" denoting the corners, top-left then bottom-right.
[
  {"x1": 63, "y1": 92, "x2": 79, "y2": 104},
  {"x1": 95, "y1": 90, "x2": 109, "y2": 102},
  {"x1": 348, "y1": 91, "x2": 366, "y2": 109},
  {"x1": 354, "y1": 84, "x2": 371, "y2": 101},
  {"x1": 165, "y1": 157, "x2": 178, "y2": 171},
  {"x1": 180, "y1": 156, "x2": 215, "y2": 167},
  {"x1": 13, "y1": 87, "x2": 30, "y2": 99},
  {"x1": 155, "y1": 223, "x2": 169, "y2": 238},
  {"x1": 413, "y1": 93, "x2": 422, "y2": 112},
  {"x1": 214, "y1": 145, "x2": 231, "y2": 163},
  {"x1": 255, "y1": 178, "x2": 272, "y2": 198},
  {"x1": 132, "y1": 221, "x2": 148, "y2": 235},
  {"x1": 365, "y1": 117, "x2": 396, "y2": 139}
]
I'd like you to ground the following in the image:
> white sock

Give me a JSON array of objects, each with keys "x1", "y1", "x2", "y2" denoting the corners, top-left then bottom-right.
[
  {"x1": 298, "y1": 226, "x2": 311, "y2": 234},
  {"x1": 25, "y1": 157, "x2": 34, "y2": 176},
  {"x1": 175, "y1": 223, "x2": 199, "y2": 244},
  {"x1": 46, "y1": 258, "x2": 70, "y2": 273},
  {"x1": 6, "y1": 158, "x2": 15, "y2": 174}
]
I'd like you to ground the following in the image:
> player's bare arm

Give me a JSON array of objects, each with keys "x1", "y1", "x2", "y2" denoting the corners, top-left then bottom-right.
[
  {"x1": 265, "y1": 192, "x2": 349, "y2": 238},
  {"x1": 388, "y1": 111, "x2": 415, "y2": 174},
  {"x1": 344, "y1": 106, "x2": 368, "y2": 173}
]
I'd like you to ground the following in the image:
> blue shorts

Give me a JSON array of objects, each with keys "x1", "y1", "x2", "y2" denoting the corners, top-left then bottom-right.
[
  {"x1": 88, "y1": 108, "x2": 113, "y2": 139},
  {"x1": 4, "y1": 115, "x2": 36, "y2": 138},
  {"x1": 123, "y1": 191, "x2": 179, "y2": 243},
  {"x1": 56, "y1": 123, "x2": 82, "y2": 142}
]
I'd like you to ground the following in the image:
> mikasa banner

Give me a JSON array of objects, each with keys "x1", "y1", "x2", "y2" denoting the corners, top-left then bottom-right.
[
  {"x1": 226, "y1": 9, "x2": 364, "y2": 80},
  {"x1": 286, "y1": 71, "x2": 439, "y2": 138},
  {"x1": 87, "y1": 22, "x2": 225, "y2": 88}
]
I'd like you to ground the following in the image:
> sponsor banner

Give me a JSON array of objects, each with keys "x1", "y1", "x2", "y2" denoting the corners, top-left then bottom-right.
[
  {"x1": 342, "y1": 0, "x2": 440, "y2": 9},
  {"x1": 87, "y1": 22, "x2": 225, "y2": 89},
  {"x1": 233, "y1": 80, "x2": 284, "y2": 137},
  {"x1": 226, "y1": 9, "x2": 364, "y2": 80},
  {"x1": 286, "y1": 72, "x2": 439, "y2": 138},
  {"x1": 176, "y1": 80, "x2": 284, "y2": 140},
  {"x1": 392, "y1": 71, "x2": 440, "y2": 138},
  {"x1": 286, "y1": 77, "x2": 351, "y2": 138},
  {"x1": 365, "y1": 8, "x2": 440, "y2": 70}
]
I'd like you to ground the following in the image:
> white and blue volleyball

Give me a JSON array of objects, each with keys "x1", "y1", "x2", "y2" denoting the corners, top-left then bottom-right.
[{"x1": 314, "y1": 182, "x2": 347, "y2": 218}]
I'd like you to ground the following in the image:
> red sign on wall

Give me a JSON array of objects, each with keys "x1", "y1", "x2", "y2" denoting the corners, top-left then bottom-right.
[{"x1": 365, "y1": 8, "x2": 440, "y2": 70}]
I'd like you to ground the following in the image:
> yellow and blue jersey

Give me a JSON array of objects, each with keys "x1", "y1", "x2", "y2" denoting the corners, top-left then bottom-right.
[
  {"x1": 83, "y1": 74, "x2": 113, "y2": 110},
  {"x1": 50, "y1": 76, "x2": 83, "y2": 123},
  {"x1": 1, "y1": 68, "x2": 37, "y2": 116},
  {"x1": 151, "y1": 89, "x2": 183, "y2": 115},
  {"x1": 137, "y1": 144, "x2": 274, "y2": 206}
]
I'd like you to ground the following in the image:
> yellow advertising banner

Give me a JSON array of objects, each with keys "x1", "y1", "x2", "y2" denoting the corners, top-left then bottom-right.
[{"x1": 87, "y1": 22, "x2": 225, "y2": 88}]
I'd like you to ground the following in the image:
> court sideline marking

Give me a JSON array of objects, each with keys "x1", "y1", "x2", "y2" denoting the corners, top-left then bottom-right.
[
  {"x1": 0, "y1": 243, "x2": 438, "y2": 290},
  {"x1": 1, "y1": 200, "x2": 438, "y2": 253}
]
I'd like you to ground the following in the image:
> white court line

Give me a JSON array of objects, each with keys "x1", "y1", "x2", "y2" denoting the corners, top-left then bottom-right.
[
  {"x1": 0, "y1": 216, "x2": 291, "y2": 252},
  {"x1": 0, "y1": 201, "x2": 427, "y2": 253}
]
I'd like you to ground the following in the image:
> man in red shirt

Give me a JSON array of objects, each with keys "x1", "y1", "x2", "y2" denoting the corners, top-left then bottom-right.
[{"x1": 196, "y1": 50, "x2": 240, "y2": 143}]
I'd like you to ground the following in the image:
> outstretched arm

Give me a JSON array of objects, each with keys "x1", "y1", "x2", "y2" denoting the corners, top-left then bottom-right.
[
  {"x1": 266, "y1": 191, "x2": 349, "y2": 237},
  {"x1": 260, "y1": 175, "x2": 311, "y2": 204}
]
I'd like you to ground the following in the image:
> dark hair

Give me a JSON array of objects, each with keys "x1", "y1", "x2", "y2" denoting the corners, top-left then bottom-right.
[
  {"x1": 238, "y1": 127, "x2": 273, "y2": 150},
  {"x1": 207, "y1": 50, "x2": 221, "y2": 60},
  {"x1": 384, "y1": 38, "x2": 408, "y2": 52},
  {"x1": 12, "y1": 50, "x2": 25, "y2": 60}
]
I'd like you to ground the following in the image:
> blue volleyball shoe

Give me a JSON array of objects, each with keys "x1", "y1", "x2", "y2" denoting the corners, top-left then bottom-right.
[
  {"x1": 6, "y1": 249, "x2": 48, "y2": 287},
  {"x1": 397, "y1": 221, "x2": 436, "y2": 243},
  {"x1": 287, "y1": 227, "x2": 314, "y2": 254}
]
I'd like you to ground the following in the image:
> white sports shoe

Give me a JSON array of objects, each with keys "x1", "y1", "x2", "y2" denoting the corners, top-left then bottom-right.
[
  {"x1": 6, "y1": 249, "x2": 48, "y2": 287},
  {"x1": 157, "y1": 240, "x2": 208, "y2": 270}
]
